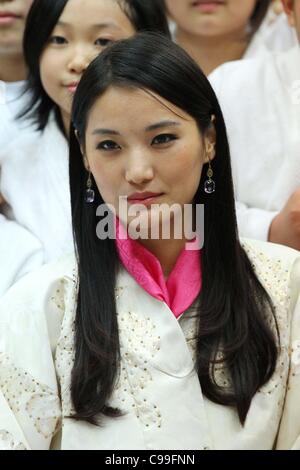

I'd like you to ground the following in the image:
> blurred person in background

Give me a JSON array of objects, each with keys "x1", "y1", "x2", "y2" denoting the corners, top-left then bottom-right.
[
  {"x1": 163, "y1": 0, "x2": 296, "y2": 75},
  {"x1": 0, "y1": 0, "x2": 169, "y2": 296},
  {"x1": 209, "y1": 0, "x2": 300, "y2": 250},
  {"x1": 0, "y1": 0, "x2": 42, "y2": 296},
  {"x1": 0, "y1": 0, "x2": 33, "y2": 114}
]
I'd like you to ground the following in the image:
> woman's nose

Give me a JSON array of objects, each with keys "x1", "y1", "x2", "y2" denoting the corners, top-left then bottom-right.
[
  {"x1": 67, "y1": 47, "x2": 91, "y2": 74},
  {"x1": 125, "y1": 152, "x2": 155, "y2": 185}
]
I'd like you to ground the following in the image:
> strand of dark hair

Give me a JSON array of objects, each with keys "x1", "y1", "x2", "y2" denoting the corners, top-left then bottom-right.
[
  {"x1": 193, "y1": 100, "x2": 279, "y2": 423},
  {"x1": 69, "y1": 130, "x2": 124, "y2": 424}
]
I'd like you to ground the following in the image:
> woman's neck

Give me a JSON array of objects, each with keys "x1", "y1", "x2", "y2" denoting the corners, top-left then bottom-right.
[
  {"x1": 138, "y1": 237, "x2": 187, "y2": 279},
  {"x1": 61, "y1": 110, "x2": 71, "y2": 137},
  {"x1": 0, "y1": 53, "x2": 27, "y2": 82},
  {"x1": 176, "y1": 28, "x2": 250, "y2": 75}
]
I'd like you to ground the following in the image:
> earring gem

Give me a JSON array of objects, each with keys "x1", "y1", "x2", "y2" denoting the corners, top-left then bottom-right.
[
  {"x1": 204, "y1": 179, "x2": 215, "y2": 194},
  {"x1": 85, "y1": 188, "x2": 95, "y2": 203},
  {"x1": 204, "y1": 160, "x2": 215, "y2": 194},
  {"x1": 85, "y1": 172, "x2": 95, "y2": 203}
]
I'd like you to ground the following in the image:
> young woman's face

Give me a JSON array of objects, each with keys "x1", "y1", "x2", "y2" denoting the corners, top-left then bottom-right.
[
  {"x1": 40, "y1": 0, "x2": 135, "y2": 125},
  {"x1": 165, "y1": 0, "x2": 257, "y2": 38},
  {"x1": 83, "y1": 86, "x2": 215, "y2": 229},
  {"x1": 0, "y1": 0, "x2": 33, "y2": 54}
]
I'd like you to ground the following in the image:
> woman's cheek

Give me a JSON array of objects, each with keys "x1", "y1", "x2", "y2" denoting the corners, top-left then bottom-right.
[
  {"x1": 94, "y1": 171, "x2": 118, "y2": 204},
  {"x1": 172, "y1": 150, "x2": 202, "y2": 178}
]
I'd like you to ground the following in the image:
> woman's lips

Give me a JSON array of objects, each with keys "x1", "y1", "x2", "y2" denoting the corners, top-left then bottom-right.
[
  {"x1": 66, "y1": 83, "x2": 79, "y2": 94},
  {"x1": 192, "y1": 1, "x2": 224, "y2": 13},
  {"x1": 0, "y1": 13, "x2": 21, "y2": 25},
  {"x1": 127, "y1": 193, "x2": 164, "y2": 206},
  {"x1": 68, "y1": 86, "x2": 78, "y2": 94}
]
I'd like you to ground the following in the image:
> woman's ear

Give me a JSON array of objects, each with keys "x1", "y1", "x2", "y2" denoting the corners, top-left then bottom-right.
[
  {"x1": 281, "y1": 0, "x2": 296, "y2": 27},
  {"x1": 75, "y1": 129, "x2": 83, "y2": 153},
  {"x1": 203, "y1": 116, "x2": 216, "y2": 163},
  {"x1": 82, "y1": 155, "x2": 90, "y2": 172},
  {"x1": 75, "y1": 129, "x2": 89, "y2": 170}
]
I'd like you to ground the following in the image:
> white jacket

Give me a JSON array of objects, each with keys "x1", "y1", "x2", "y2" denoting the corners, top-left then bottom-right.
[
  {"x1": 245, "y1": 13, "x2": 297, "y2": 58},
  {"x1": 0, "y1": 239, "x2": 299, "y2": 450},
  {"x1": 0, "y1": 85, "x2": 44, "y2": 296},
  {"x1": 0, "y1": 114, "x2": 73, "y2": 264},
  {"x1": 0, "y1": 82, "x2": 72, "y2": 294}
]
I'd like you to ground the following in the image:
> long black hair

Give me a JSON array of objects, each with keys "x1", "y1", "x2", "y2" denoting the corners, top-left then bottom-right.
[
  {"x1": 250, "y1": 0, "x2": 272, "y2": 33},
  {"x1": 21, "y1": 0, "x2": 170, "y2": 131},
  {"x1": 70, "y1": 32, "x2": 279, "y2": 426}
]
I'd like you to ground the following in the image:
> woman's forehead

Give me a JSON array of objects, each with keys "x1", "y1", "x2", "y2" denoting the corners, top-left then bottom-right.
[
  {"x1": 57, "y1": 0, "x2": 135, "y2": 33},
  {"x1": 87, "y1": 86, "x2": 194, "y2": 128}
]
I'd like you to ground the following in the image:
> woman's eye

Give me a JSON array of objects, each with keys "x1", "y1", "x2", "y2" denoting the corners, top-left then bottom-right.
[
  {"x1": 97, "y1": 140, "x2": 121, "y2": 151},
  {"x1": 152, "y1": 134, "x2": 178, "y2": 146},
  {"x1": 95, "y1": 38, "x2": 113, "y2": 47},
  {"x1": 49, "y1": 35, "x2": 67, "y2": 45}
]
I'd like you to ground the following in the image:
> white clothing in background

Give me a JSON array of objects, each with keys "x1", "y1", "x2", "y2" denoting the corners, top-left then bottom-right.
[
  {"x1": 0, "y1": 239, "x2": 299, "y2": 449},
  {"x1": 245, "y1": 12, "x2": 297, "y2": 58},
  {"x1": 4, "y1": 80, "x2": 26, "y2": 117},
  {"x1": 0, "y1": 214, "x2": 43, "y2": 297},
  {"x1": 245, "y1": 13, "x2": 297, "y2": 58},
  {"x1": 209, "y1": 46, "x2": 300, "y2": 241},
  {"x1": 0, "y1": 80, "x2": 33, "y2": 150},
  {"x1": 0, "y1": 84, "x2": 21, "y2": 149},
  {"x1": 0, "y1": 80, "x2": 72, "y2": 292},
  {"x1": 0, "y1": 90, "x2": 44, "y2": 296},
  {"x1": 258, "y1": 12, "x2": 297, "y2": 54},
  {"x1": 0, "y1": 114, "x2": 73, "y2": 263}
]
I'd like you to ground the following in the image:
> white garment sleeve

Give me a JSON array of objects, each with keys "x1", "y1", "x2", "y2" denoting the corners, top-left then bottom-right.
[
  {"x1": 0, "y1": 262, "x2": 68, "y2": 449},
  {"x1": 0, "y1": 99, "x2": 17, "y2": 155},
  {"x1": 208, "y1": 67, "x2": 223, "y2": 96},
  {"x1": 1, "y1": 96, "x2": 45, "y2": 294},
  {"x1": 0, "y1": 214, "x2": 44, "y2": 297},
  {"x1": 236, "y1": 201, "x2": 278, "y2": 241}
]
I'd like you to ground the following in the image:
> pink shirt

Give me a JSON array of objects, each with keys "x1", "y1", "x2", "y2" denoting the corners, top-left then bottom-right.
[{"x1": 115, "y1": 220, "x2": 202, "y2": 318}]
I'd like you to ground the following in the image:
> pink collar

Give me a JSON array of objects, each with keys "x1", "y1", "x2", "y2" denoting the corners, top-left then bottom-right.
[{"x1": 115, "y1": 220, "x2": 202, "y2": 318}]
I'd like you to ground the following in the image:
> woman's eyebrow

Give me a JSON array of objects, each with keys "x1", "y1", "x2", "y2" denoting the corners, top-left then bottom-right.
[
  {"x1": 144, "y1": 121, "x2": 181, "y2": 132},
  {"x1": 57, "y1": 20, "x2": 120, "y2": 30},
  {"x1": 91, "y1": 121, "x2": 181, "y2": 136},
  {"x1": 92, "y1": 128, "x2": 121, "y2": 136}
]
